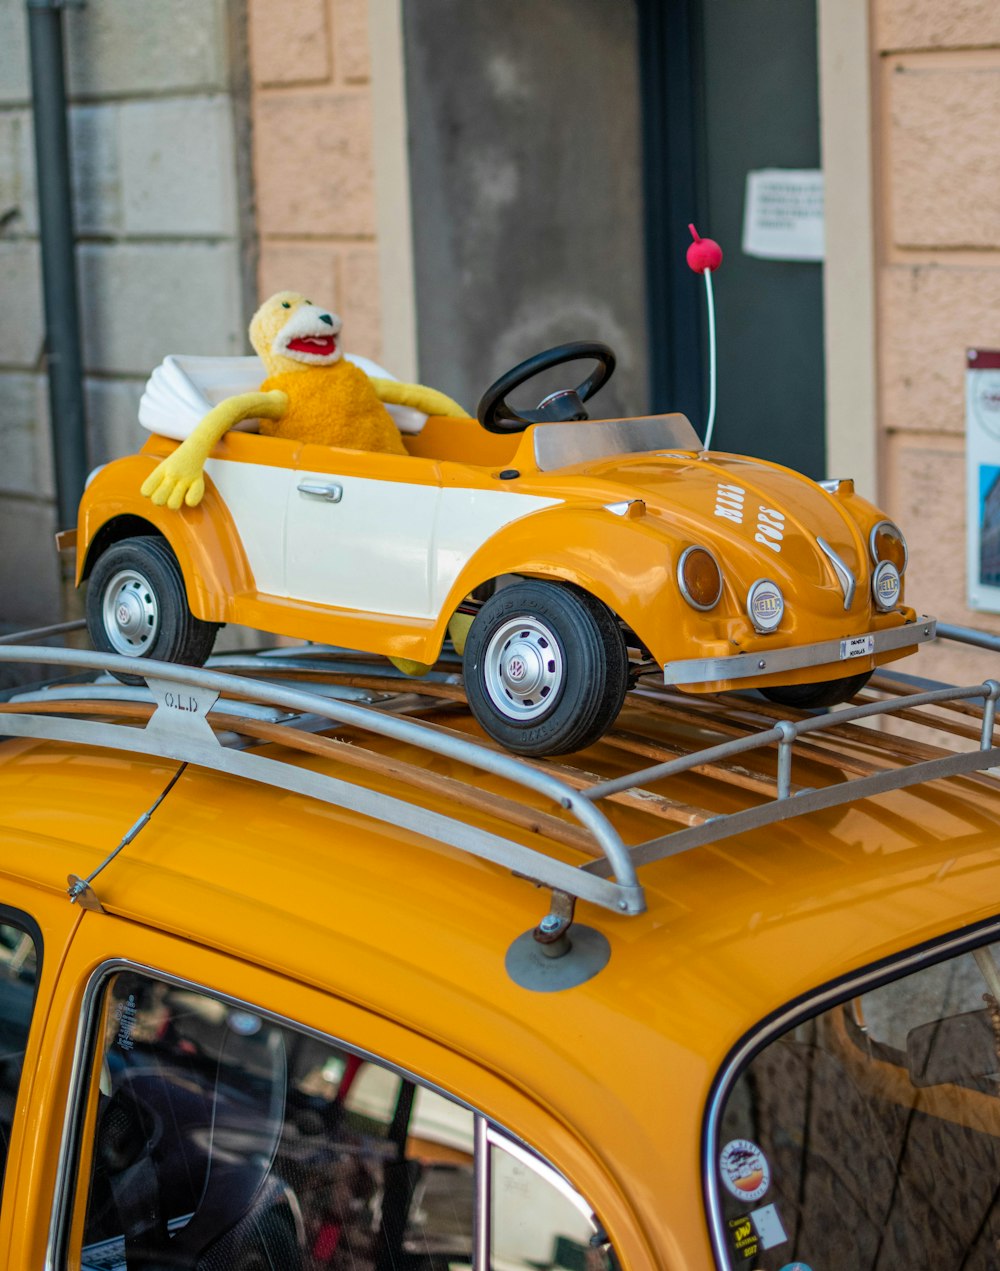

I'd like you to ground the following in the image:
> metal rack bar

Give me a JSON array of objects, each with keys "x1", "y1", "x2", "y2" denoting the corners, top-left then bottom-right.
[
  {"x1": 3, "y1": 630, "x2": 1000, "y2": 920},
  {"x1": 0, "y1": 618, "x2": 85, "y2": 645},
  {"x1": 0, "y1": 645, "x2": 644, "y2": 914},
  {"x1": 937, "y1": 624, "x2": 1000, "y2": 654}
]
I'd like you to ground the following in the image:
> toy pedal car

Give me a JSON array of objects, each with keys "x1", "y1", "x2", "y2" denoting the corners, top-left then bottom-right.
[{"x1": 73, "y1": 340, "x2": 933, "y2": 756}]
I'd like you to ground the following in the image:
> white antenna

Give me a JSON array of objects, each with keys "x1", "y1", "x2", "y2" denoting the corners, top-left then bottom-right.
[{"x1": 686, "y1": 224, "x2": 723, "y2": 452}]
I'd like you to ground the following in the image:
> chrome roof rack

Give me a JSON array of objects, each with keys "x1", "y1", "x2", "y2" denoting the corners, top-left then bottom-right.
[{"x1": 2, "y1": 626, "x2": 1000, "y2": 928}]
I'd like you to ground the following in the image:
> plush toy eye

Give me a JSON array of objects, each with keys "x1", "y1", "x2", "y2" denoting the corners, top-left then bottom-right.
[
  {"x1": 281, "y1": 301, "x2": 291, "y2": 309},
  {"x1": 305, "y1": 299, "x2": 312, "y2": 305}
]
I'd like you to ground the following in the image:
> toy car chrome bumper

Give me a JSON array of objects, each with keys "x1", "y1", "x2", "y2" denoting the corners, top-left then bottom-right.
[{"x1": 662, "y1": 616, "x2": 937, "y2": 686}]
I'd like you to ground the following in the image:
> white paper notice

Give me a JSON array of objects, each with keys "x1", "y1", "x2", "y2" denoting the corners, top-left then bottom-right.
[{"x1": 742, "y1": 169, "x2": 825, "y2": 261}]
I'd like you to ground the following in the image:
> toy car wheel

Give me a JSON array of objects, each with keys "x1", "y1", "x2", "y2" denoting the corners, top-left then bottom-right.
[
  {"x1": 463, "y1": 580, "x2": 628, "y2": 756},
  {"x1": 760, "y1": 670, "x2": 872, "y2": 710},
  {"x1": 86, "y1": 536, "x2": 219, "y2": 684}
]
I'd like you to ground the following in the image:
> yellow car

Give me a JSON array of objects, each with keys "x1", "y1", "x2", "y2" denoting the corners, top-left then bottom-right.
[
  {"x1": 74, "y1": 341, "x2": 933, "y2": 756},
  {"x1": 1, "y1": 628, "x2": 1000, "y2": 1269}
]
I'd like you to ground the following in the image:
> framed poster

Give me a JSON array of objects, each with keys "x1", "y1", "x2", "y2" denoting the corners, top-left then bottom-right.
[{"x1": 966, "y1": 349, "x2": 1000, "y2": 612}]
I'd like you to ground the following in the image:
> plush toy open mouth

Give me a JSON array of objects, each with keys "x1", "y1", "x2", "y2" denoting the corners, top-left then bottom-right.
[{"x1": 287, "y1": 336, "x2": 338, "y2": 356}]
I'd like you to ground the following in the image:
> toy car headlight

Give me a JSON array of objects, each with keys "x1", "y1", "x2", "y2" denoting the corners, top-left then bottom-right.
[
  {"x1": 870, "y1": 520, "x2": 907, "y2": 574},
  {"x1": 872, "y1": 560, "x2": 901, "y2": 610},
  {"x1": 678, "y1": 546, "x2": 723, "y2": 611},
  {"x1": 747, "y1": 579, "x2": 784, "y2": 633}
]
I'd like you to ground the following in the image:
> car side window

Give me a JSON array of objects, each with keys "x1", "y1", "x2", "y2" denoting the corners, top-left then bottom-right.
[
  {"x1": 75, "y1": 970, "x2": 614, "y2": 1271},
  {"x1": 0, "y1": 918, "x2": 39, "y2": 1204},
  {"x1": 712, "y1": 937, "x2": 1000, "y2": 1269}
]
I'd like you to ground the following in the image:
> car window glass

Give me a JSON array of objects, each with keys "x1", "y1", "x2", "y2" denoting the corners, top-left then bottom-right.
[
  {"x1": 78, "y1": 970, "x2": 475, "y2": 1271},
  {"x1": 714, "y1": 939, "x2": 1000, "y2": 1269},
  {"x1": 0, "y1": 920, "x2": 38, "y2": 1202},
  {"x1": 490, "y1": 1138, "x2": 615, "y2": 1271}
]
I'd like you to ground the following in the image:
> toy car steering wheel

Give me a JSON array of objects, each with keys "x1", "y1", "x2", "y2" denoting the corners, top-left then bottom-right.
[{"x1": 477, "y1": 341, "x2": 616, "y2": 434}]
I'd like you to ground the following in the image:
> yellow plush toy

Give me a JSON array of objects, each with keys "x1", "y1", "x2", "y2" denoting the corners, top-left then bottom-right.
[
  {"x1": 141, "y1": 291, "x2": 467, "y2": 511},
  {"x1": 140, "y1": 292, "x2": 470, "y2": 677}
]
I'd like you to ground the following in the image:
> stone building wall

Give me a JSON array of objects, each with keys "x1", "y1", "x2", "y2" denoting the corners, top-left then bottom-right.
[
  {"x1": 0, "y1": 0, "x2": 253, "y2": 628},
  {"x1": 874, "y1": 0, "x2": 1000, "y2": 683}
]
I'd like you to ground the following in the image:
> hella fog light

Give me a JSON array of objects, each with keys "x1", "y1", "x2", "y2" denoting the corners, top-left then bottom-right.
[
  {"x1": 747, "y1": 579, "x2": 784, "y2": 633},
  {"x1": 870, "y1": 520, "x2": 907, "y2": 573},
  {"x1": 678, "y1": 545, "x2": 723, "y2": 611},
  {"x1": 872, "y1": 560, "x2": 901, "y2": 610}
]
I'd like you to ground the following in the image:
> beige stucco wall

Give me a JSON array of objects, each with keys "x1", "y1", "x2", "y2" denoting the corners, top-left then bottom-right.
[
  {"x1": 247, "y1": 0, "x2": 385, "y2": 363},
  {"x1": 874, "y1": 0, "x2": 1000, "y2": 684}
]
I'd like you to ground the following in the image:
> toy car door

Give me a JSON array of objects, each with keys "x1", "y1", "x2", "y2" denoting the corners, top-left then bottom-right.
[{"x1": 284, "y1": 446, "x2": 441, "y2": 617}]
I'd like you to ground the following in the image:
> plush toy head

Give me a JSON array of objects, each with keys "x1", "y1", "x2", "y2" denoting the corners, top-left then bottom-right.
[{"x1": 249, "y1": 291, "x2": 344, "y2": 377}]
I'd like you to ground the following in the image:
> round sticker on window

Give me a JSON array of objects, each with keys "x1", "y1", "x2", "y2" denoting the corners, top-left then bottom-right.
[{"x1": 719, "y1": 1138, "x2": 771, "y2": 1202}]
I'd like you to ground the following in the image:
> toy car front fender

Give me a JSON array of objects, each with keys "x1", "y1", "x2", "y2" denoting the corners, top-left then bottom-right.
[
  {"x1": 76, "y1": 456, "x2": 254, "y2": 624},
  {"x1": 436, "y1": 501, "x2": 710, "y2": 662}
]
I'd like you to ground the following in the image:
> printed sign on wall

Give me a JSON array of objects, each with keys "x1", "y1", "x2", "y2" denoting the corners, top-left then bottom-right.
[
  {"x1": 966, "y1": 350, "x2": 1000, "y2": 613},
  {"x1": 742, "y1": 170, "x2": 824, "y2": 262}
]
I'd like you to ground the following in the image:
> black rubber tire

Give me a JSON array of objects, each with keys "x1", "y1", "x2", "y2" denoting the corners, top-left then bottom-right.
[
  {"x1": 760, "y1": 669, "x2": 872, "y2": 710},
  {"x1": 86, "y1": 536, "x2": 219, "y2": 683},
  {"x1": 463, "y1": 580, "x2": 628, "y2": 756}
]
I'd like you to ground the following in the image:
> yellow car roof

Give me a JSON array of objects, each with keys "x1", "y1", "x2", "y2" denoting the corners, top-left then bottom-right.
[{"x1": 3, "y1": 641, "x2": 1000, "y2": 1263}]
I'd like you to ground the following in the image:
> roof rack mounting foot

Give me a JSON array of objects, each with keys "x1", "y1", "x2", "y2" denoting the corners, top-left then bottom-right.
[{"x1": 506, "y1": 892, "x2": 611, "y2": 993}]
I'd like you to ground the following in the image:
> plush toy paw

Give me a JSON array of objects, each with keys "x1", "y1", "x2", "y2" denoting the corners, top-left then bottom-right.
[
  {"x1": 372, "y1": 379, "x2": 467, "y2": 419},
  {"x1": 141, "y1": 458, "x2": 207, "y2": 510},
  {"x1": 139, "y1": 390, "x2": 287, "y2": 511},
  {"x1": 389, "y1": 655, "x2": 434, "y2": 677}
]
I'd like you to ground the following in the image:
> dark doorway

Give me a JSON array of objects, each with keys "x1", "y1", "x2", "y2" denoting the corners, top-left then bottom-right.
[
  {"x1": 639, "y1": 0, "x2": 826, "y2": 478},
  {"x1": 402, "y1": 0, "x2": 648, "y2": 422},
  {"x1": 403, "y1": 1, "x2": 825, "y2": 477}
]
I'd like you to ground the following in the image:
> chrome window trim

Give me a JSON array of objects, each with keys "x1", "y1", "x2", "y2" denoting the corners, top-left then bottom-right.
[
  {"x1": 475, "y1": 1115, "x2": 490, "y2": 1271},
  {"x1": 48, "y1": 957, "x2": 601, "y2": 1271},
  {"x1": 485, "y1": 1124, "x2": 596, "y2": 1223},
  {"x1": 701, "y1": 913, "x2": 1000, "y2": 1270}
]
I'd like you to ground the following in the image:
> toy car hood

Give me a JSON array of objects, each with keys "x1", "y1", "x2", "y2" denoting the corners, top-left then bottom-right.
[{"x1": 564, "y1": 446, "x2": 884, "y2": 613}]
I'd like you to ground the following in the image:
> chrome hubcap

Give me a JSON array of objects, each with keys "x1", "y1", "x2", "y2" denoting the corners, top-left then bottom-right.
[
  {"x1": 484, "y1": 616, "x2": 564, "y2": 721},
  {"x1": 102, "y1": 569, "x2": 159, "y2": 655}
]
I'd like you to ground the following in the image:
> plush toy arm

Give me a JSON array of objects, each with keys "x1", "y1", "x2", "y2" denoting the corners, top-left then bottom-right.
[
  {"x1": 141, "y1": 390, "x2": 288, "y2": 511},
  {"x1": 369, "y1": 378, "x2": 468, "y2": 419}
]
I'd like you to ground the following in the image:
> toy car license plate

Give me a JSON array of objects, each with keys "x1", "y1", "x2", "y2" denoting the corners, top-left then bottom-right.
[{"x1": 840, "y1": 634, "x2": 875, "y2": 660}]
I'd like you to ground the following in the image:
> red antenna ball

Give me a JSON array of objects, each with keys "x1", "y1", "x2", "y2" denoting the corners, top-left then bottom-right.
[{"x1": 686, "y1": 223, "x2": 723, "y2": 274}]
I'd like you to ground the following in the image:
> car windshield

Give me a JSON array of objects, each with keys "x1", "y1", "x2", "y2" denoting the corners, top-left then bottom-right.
[{"x1": 713, "y1": 935, "x2": 1000, "y2": 1269}]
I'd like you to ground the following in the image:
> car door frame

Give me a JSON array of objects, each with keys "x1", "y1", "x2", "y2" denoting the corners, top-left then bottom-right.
[
  {"x1": 0, "y1": 878, "x2": 82, "y2": 1267},
  {"x1": 20, "y1": 911, "x2": 657, "y2": 1271}
]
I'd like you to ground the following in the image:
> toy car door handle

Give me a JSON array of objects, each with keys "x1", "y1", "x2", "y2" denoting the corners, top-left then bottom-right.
[{"x1": 297, "y1": 481, "x2": 343, "y2": 503}]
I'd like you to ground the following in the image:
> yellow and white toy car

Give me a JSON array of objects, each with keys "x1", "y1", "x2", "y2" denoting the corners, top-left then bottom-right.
[{"x1": 74, "y1": 338, "x2": 933, "y2": 756}]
